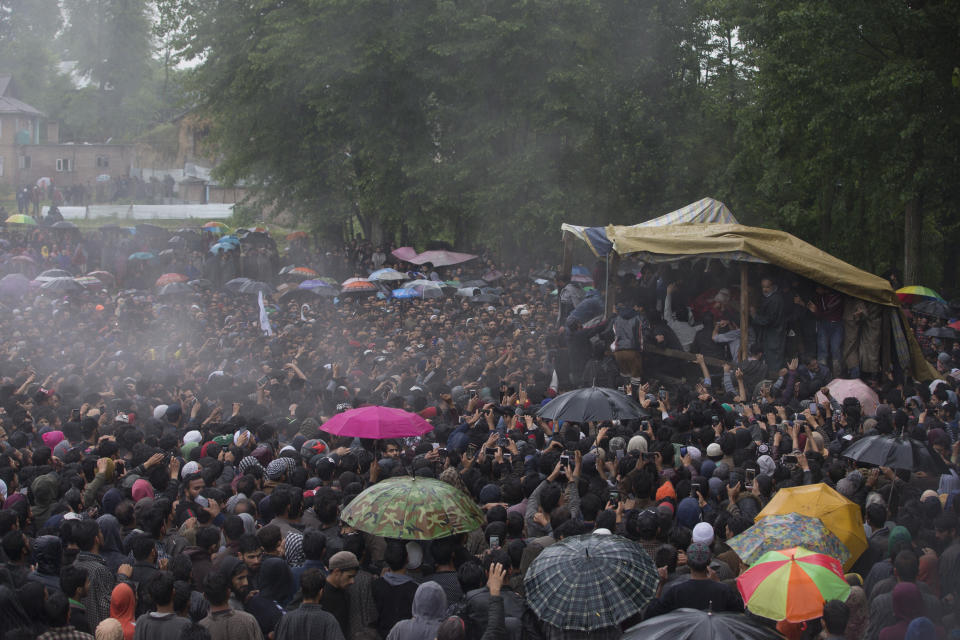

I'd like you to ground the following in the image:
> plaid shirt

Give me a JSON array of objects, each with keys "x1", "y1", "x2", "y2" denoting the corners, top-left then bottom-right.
[{"x1": 38, "y1": 626, "x2": 94, "y2": 640}]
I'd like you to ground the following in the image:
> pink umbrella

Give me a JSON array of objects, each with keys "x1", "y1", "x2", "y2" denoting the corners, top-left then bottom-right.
[
  {"x1": 320, "y1": 406, "x2": 434, "y2": 439},
  {"x1": 391, "y1": 247, "x2": 420, "y2": 262},
  {"x1": 816, "y1": 379, "x2": 879, "y2": 417},
  {"x1": 410, "y1": 249, "x2": 477, "y2": 267}
]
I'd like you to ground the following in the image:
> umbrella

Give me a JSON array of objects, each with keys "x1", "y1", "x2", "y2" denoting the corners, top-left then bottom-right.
[
  {"x1": 0, "y1": 274, "x2": 30, "y2": 297},
  {"x1": 73, "y1": 276, "x2": 103, "y2": 289},
  {"x1": 736, "y1": 547, "x2": 849, "y2": 623},
  {"x1": 341, "y1": 279, "x2": 377, "y2": 294},
  {"x1": 36, "y1": 177, "x2": 52, "y2": 188},
  {"x1": 912, "y1": 299, "x2": 951, "y2": 319},
  {"x1": 285, "y1": 231, "x2": 308, "y2": 241},
  {"x1": 203, "y1": 221, "x2": 228, "y2": 231},
  {"x1": 727, "y1": 513, "x2": 850, "y2": 567},
  {"x1": 188, "y1": 279, "x2": 213, "y2": 290},
  {"x1": 392, "y1": 288, "x2": 419, "y2": 299},
  {"x1": 896, "y1": 285, "x2": 944, "y2": 304},
  {"x1": 299, "y1": 279, "x2": 334, "y2": 291},
  {"x1": 949, "y1": 320, "x2": 960, "y2": 331},
  {"x1": 409, "y1": 249, "x2": 478, "y2": 267},
  {"x1": 341, "y1": 476, "x2": 485, "y2": 541},
  {"x1": 321, "y1": 406, "x2": 434, "y2": 439},
  {"x1": 40, "y1": 277, "x2": 83, "y2": 293},
  {"x1": 225, "y1": 277, "x2": 252, "y2": 292},
  {"x1": 311, "y1": 286, "x2": 338, "y2": 298},
  {"x1": 815, "y1": 378, "x2": 879, "y2": 417},
  {"x1": 288, "y1": 266, "x2": 318, "y2": 277},
  {"x1": 87, "y1": 271, "x2": 115, "y2": 288},
  {"x1": 622, "y1": 609, "x2": 785, "y2": 640},
  {"x1": 96, "y1": 173, "x2": 111, "y2": 182},
  {"x1": 210, "y1": 242, "x2": 235, "y2": 254},
  {"x1": 525, "y1": 534, "x2": 659, "y2": 632},
  {"x1": 483, "y1": 270, "x2": 503, "y2": 282},
  {"x1": 9, "y1": 255, "x2": 36, "y2": 266},
  {"x1": 471, "y1": 293, "x2": 501, "y2": 304},
  {"x1": 38, "y1": 269, "x2": 72, "y2": 280},
  {"x1": 842, "y1": 434, "x2": 948, "y2": 474},
  {"x1": 755, "y1": 484, "x2": 866, "y2": 571},
  {"x1": 157, "y1": 281, "x2": 195, "y2": 296},
  {"x1": 5, "y1": 214, "x2": 36, "y2": 226},
  {"x1": 924, "y1": 326, "x2": 958, "y2": 339},
  {"x1": 538, "y1": 386, "x2": 647, "y2": 423},
  {"x1": 155, "y1": 273, "x2": 189, "y2": 287},
  {"x1": 51, "y1": 221, "x2": 78, "y2": 230},
  {"x1": 238, "y1": 280, "x2": 273, "y2": 296},
  {"x1": 128, "y1": 252, "x2": 154, "y2": 261},
  {"x1": 279, "y1": 288, "x2": 326, "y2": 303},
  {"x1": 219, "y1": 235, "x2": 241, "y2": 246},
  {"x1": 456, "y1": 287, "x2": 483, "y2": 297},
  {"x1": 368, "y1": 268, "x2": 407, "y2": 282}
]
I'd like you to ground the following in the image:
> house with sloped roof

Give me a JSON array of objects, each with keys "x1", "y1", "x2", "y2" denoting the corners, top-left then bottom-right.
[{"x1": 0, "y1": 74, "x2": 132, "y2": 195}]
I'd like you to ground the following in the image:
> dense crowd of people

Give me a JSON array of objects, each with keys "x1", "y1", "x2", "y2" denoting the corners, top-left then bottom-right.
[{"x1": 0, "y1": 220, "x2": 957, "y2": 640}]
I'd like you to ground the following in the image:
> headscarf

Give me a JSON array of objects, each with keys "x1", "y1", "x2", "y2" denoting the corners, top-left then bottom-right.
[
  {"x1": 97, "y1": 514, "x2": 128, "y2": 572},
  {"x1": 110, "y1": 582, "x2": 136, "y2": 640},
  {"x1": 95, "y1": 618, "x2": 125, "y2": 640},
  {"x1": 844, "y1": 585, "x2": 868, "y2": 640},
  {"x1": 131, "y1": 478, "x2": 154, "y2": 502},
  {"x1": 41, "y1": 430, "x2": 65, "y2": 449},
  {"x1": 438, "y1": 467, "x2": 468, "y2": 495},
  {"x1": 238, "y1": 512, "x2": 257, "y2": 535}
]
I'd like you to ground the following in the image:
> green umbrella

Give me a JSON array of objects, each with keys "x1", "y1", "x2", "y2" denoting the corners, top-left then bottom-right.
[{"x1": 340, "y1": 476, "x2": 484, "y2": 540}]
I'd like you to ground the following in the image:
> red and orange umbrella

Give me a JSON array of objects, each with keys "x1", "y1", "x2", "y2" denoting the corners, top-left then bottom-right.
[
  {"x1": 155, "y1": 273, "x2": 189, "y2": 287},
  {"x1": 341, "y1": 278, "x2": 377, "y2": 294},
  {"x1": 736, "y1": 547, "x2": 850, "y2": 623}
]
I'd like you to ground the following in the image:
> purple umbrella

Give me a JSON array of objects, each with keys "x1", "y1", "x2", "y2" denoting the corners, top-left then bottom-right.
[{"x1": 0, "y1": 273, "x2": 30, "y2": 297}]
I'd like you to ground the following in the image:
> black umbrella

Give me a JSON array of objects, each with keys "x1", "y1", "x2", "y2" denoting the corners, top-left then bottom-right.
[
  {"x1": 842, "y1": 434, "x2": 948, "y2": 474},
  {"x1": 238, "y1": 280, "x2": 273, "y2": 296},
  {"x1": 924, "y1": 326, "x2": 958, "y2": 339},
  {"x1": 51, "y1": 221, "x2": 78, "y2": 230},
  {"x1": 538, "y1": 386, "x2": 647, "y2": 423},
  {"x1": 913, "y1": 299, "x2": 951, "y2": 319},
  {"x1": 225, "y1": 277, "x2": 252, "y2": 292},
  {"x1": 158, "y1": 282, "x2": 195, "y2": 296},
  {"x1": 471, "y1": 293, "x2": 501, "y2": 304},
  {"x1": 40, "y1": 277, "x2": 83, "y2": 293},
  {"x1": 623, "y1": 609, "x2": 783, "y2": 640},
  {"x1": 279, "y1": 288, "x2": 327, "y2": 303},
  {"x1": 188, "y1": 279, "x2": 213, "y2": 290}
]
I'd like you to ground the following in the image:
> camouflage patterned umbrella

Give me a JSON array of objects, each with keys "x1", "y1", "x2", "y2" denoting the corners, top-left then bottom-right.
[{"x1": 341, "y1": 476, "x2": 484, "y2": 540}]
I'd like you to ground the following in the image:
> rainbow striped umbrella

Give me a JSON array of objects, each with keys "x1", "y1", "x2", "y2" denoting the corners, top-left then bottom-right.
[
  {"x1": 736, "y1": 547, "x2": 849, "y2": 623},
  {"x1": 203, "y1": 221, "x2": 227, "y2": 234},
  {"x1": 896, "y1": 285, "x2": 943, "y2": 304}
]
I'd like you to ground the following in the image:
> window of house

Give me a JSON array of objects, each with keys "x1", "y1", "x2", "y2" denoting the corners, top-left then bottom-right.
[
  {"x1": 96, "y1": 155, "x2": 109, "y2": 168},
  {"x1": 18, "y1": 155, "x2": 30, "y2": 169},
  {"x1": 56, "y1": 158, "x2": 73, "y2": 172}
]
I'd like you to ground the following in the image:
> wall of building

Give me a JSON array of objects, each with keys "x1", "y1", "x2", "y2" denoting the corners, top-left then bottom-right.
[{"x1": 2, "y1": 142, "x2": 133, "y2": 190}]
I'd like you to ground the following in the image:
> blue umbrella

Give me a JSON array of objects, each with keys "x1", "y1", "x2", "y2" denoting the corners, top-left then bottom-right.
[
  {"x1": 219, "y1": 235, "x2": 241, "y2": 246},
  {"x1": 209, "y1": 243, "x2": 234, "y2": 254},
  {"x1": 128, "y1": 252, "x2": 154, "y2": 261},
  {"x1": 392, "y1": 288, "x2": 419, "y2": 299}
]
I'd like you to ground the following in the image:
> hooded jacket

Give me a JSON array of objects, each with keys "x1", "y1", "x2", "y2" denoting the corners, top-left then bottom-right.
[
  {"x1": 612, "y1": 308, "x2": 642, "y2": 351},
  {"x1": 385, "y1": 581, "x2": 447, "y2": 640},
  {"x1": 27, "y1": 535, "x2": 62, "y2": 593},
  {"x1": 30, "y1": 472, "x2": 60, "y2": 527}
]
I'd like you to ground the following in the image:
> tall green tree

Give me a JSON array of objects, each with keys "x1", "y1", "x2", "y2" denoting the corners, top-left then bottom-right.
[
  {"x1": 157, "y1": 0, "x2": 712, "y2": 252},
  {"x1": 722, "y1": 0, "x2": 960, "y2": 285}
]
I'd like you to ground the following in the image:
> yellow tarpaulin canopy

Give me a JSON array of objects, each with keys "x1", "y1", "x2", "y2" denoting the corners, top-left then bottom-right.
[{"x1": 604, "y1": 222, "x2": 938, "y2": 380}]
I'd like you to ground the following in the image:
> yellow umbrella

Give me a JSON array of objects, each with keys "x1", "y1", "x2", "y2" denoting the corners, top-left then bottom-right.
[{"x1": 755, "y1": 483, "x2": 866, "y2": 571}]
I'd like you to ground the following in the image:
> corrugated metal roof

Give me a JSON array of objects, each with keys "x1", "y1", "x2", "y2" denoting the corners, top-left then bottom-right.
[{"x1": 0, "y1": 95, "x2": 43, "y2": 116}]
